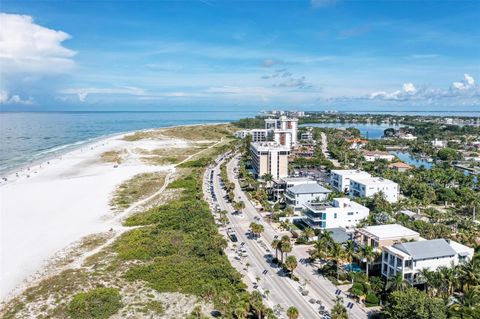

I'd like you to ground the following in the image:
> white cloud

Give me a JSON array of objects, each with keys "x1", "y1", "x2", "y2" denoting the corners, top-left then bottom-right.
[
  {"x1": 0, "y1": 13, "x2": 76, "y2": 75},
  {"x1": 451, "y1": 73, "x2": 475, "y2": 90},
  {"x1": 402, "y1": 83, "x2": 417, "y2": 94},
  {"x1": 60, "y1": 86, "x2": 145, "y2": 102},
  {"x1": 368, "y1": 74, "x2": 478, "y2": 102},
  {"x1": 0, "y1": 90, "x2": 33, "y2": 105}
]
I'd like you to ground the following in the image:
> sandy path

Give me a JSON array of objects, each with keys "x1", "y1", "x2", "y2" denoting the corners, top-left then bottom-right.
[{"x1": 0, "y1": 131, "x2": 191, "y2": 301}]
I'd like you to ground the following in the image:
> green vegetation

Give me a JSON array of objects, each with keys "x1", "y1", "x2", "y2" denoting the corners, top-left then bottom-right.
[
  {"x1": 100, "y1": 150, "x2": 123, "y2": 164},
  {"x1": 110, "y1": 172, "x2": 166, "y2": 210},
  {"x1": 67, "y1": 287, "x2": 122, "y2": 319},
  {"x1": 383, "y1": 287, "x2": 446, "y2": 319},
  {"x1": 117, "y1": 144, "x2": 274, "y2": 317}
]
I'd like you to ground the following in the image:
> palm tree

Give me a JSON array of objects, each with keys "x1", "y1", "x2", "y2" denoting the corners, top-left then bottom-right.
[
  {"x1": 286, "y1": 306, "x2": 299, "y2": 319},
  {"x1": 385, "y1": 273, "x2": 409, "y2": 292},
  {"x1": 330, "y1": 242, "x2": 346, "y2": 280},
  {"x1": 344, "y1": 240, "x2": 356, "y2": 265},
  {"x1": 304, "y1": 227, "x2": 315, "y2": 242},
  {"x1": 361, "y1": 245, "x2": 377, "y2": 279},
  {"x1": 234, "y1": 301, "x2": 249, "y2": 319},
  {"x1": 219, "y1": 291, "x2": 231, "y2": 317},
  {"x1": 458, "y1": 258, "x2": 480, "y2": 291},
  {"x1": 271, "y1": 239, "x2": 280, "y2": 261},
  {"x1": 285, "y1": 255, "x2": 298, "y2": 278},
  {"x1": 233, "y1": 200, "x2": 245, "y2": 213},
  {"x1": 448, "y1": 287, "x2": 480, "y2": 319},
  {"x1": 331, "y1": 297, "x2": 348, "y2": 319},
  {"x1": 249, "y1": 291, "x2": 265, "y2": 319},
  {"x1": 281, "y1": 242, "x2": 292, "y2": 263},
  {"x1": 318, "y1": 230, "x2": 334, "y2": 257}
]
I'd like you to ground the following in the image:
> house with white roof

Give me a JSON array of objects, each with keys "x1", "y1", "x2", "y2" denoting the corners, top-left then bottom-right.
[
  {"x1": 381, "y1": 239, "x2": 474, "y2": 284},
  {"x1": 356, "y1": 224, "x2": 420, "y2": 250},
  {"x1": 285, "y1": 183, "x2": 331, "y2": 211},
  {"x1": 330, "y1": 169, "x2": 371, "y2": 193},
  {"x1": 302, "y1": 198, "x2": 369, "y2": 230},
  {"x1": 350, "y1": 176, "x2": 399, "y2": 203}
]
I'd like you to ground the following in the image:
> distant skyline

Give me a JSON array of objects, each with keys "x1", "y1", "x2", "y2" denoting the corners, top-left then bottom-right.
[{"x1": 0, "y1": 0, "x2": 479, "y2": 111}]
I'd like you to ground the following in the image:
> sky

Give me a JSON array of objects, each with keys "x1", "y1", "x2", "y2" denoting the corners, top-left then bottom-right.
[{"x1": 0, "y1": 0, "x2": 479, "y2": 112}]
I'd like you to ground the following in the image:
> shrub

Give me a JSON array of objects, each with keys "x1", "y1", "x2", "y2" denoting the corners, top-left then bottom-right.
[
  {"x1": 350, "y1": 283, "x2": 364, "y2": 298},
  {"x1": 67, "y1": 287, "x2": 122, "y2": 319},
  {"x1": 365, "y1": 293, "x2": 379, "y2": 307}
]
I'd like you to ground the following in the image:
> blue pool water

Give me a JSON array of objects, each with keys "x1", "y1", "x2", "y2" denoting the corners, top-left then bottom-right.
[{"x1": 343, "y1": 263, "x2": 362, "y2": 272}]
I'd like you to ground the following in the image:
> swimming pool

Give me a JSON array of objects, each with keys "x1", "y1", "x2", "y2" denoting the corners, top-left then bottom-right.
[{"x1": 343, "y1": 263, "x2": 362, "y2": 272}]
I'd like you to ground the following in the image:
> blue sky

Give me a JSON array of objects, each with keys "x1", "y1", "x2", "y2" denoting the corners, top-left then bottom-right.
[{"x1": 0, "y1": 0, "x2": 479, "y2": 111}]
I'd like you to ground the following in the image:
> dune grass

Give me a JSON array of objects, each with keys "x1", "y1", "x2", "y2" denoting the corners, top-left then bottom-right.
[
  {"x1": 111, "y1": 172, "x2": 166, "y2": 210},
  {"x1": 100, "y1": 150, "x2": 123, "y2": 164}
]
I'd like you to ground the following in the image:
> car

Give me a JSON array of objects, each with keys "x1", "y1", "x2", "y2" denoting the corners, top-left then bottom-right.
[
  {"x1": 301, "y1": 290, "x2": 309, "y2": 296},
  {"x1": 229, "y1": 234, "x2": 238, "y2": 242},
  {"x1": 309, "y1": 298, "x2": 316, "y2": 304}
]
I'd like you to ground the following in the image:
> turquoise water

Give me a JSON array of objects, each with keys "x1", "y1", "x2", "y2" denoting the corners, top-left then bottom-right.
[
  {"x1": 0, "y1": 111, "x2": 255, "y2": 174},
  {"x1": 343, "y1": 263, "x2": 362, "y2": 272},
  {"x1": 302, "y1": 122, "x2": 401, "y2": 139}
]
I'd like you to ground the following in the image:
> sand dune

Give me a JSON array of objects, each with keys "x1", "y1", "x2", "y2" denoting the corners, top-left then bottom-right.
[{"x1": 0, "y1": 131, "x2": 184, "y2": 301}]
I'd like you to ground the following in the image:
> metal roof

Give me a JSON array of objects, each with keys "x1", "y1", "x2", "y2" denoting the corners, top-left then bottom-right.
[{"x1": 394, "y1": 239, "x2": 456, "y2": 260}]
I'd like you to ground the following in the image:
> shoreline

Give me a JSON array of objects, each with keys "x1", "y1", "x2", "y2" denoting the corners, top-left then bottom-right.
[
  {"x1": 0, "y1": 121, "x2": 228, "y2": 182},
  {"x1": 0, "y1": 122, "x2": 228, "y2": 304}
]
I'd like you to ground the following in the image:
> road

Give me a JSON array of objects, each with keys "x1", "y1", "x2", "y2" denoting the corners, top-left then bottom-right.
[
  {"x1": 320, "y1": 132, "x2": 341, "y2": 167},
  {"x1": 223, "y1": 155, "x2": 368, "y2": 319},
  {"x1": 205, "y1": 157, "x2": 324, "y2": 318}
]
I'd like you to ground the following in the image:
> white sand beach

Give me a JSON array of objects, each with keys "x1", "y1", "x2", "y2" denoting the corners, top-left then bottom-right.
[{"x1": 0, "y1": 130, "x2": 190, "y2": 301}]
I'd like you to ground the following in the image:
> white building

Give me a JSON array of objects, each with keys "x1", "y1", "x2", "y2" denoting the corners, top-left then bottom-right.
[
  {"x1": 356, "y1": 224, "x2": 420, "y2": 250},
  {"x1": 285, "y1": 183, "x2": 331, "y2": 211},
  {"x1": 381, "y1": 239, "x2": 474, "y2": 284},
  {"x1": 350, "y1": 176, "x2": 399, "y2": 203},
  {"x1": 250, "y1": 142, "x2": 290, "y2": 180},
  {"x1": 330, "y1": 170, "x2": 371, "y2": 193},
  {"x1": 301, "y1": 131, "x2": 313, "y2": 141},
  {"x1": 234, "y1": 129, "x2": 269, "y2": 142},
  {"x1": 303, "y1": 198, "x2": 369, "y2": 230},
  {"x1": 264, "y1": 116, "x2": 298, "y2": 148},
  {"x1": 361, "y1": 150, "x2": 395, "y2": 162},
  {"x1": 432, "y1": 139, "x2": 447, "y2": 148}
]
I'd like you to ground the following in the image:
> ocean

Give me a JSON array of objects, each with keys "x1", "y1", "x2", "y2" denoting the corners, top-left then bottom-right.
[{"x1": 0, "y1": 111, "x2": 256, "y2": 175}]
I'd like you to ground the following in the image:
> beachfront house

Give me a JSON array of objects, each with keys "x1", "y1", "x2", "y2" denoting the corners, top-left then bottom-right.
[
  {"x1": 285, "y1": 183, "x2": 331, "y2": 211},
  {"x1": 302, "y1": 198, "x2": 369, "y2": 230},
  {"x1": 381, "y1": 239, "x2": 474, "y2": 285}
]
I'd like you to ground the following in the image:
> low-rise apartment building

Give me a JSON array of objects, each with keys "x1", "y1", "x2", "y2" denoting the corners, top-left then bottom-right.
[
  {"x1": 330, "y1": 170, "x2": 371, "y2": 193},
  {"x1": 303, "y1": 198, "x2": 369, "y2": 230},
  {"x1": 250, "y1": 142, "x2": 290, "y2": 179},
  {"x1": 350, "y1": 176, "x2": 399, "y2": 203},
  {"x1": 381, "y1": 239, "x2": 474, "y2": 284},
  {"x1": 285, "y1": 183, "x2": 331, "y2": 211}
]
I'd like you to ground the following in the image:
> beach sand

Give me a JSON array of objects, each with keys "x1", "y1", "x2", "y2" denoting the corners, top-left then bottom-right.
[{"x1": 0, "y1": 130, "x2": 190, "y2": 301}]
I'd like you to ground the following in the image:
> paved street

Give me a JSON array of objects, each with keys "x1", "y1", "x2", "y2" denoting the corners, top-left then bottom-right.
[
  {"x1": 204, "y1": 154, "x2": 369, "y2": 319},
  {"x1": 320, "y1": 132, "x2": 341, "y2": 167}
]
